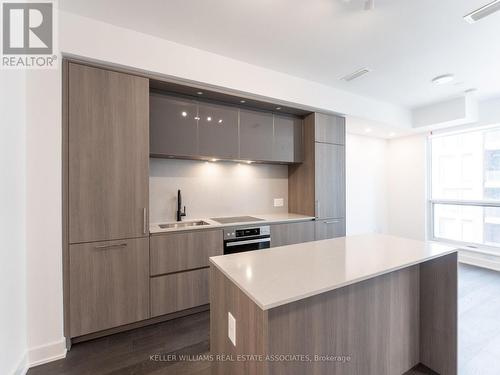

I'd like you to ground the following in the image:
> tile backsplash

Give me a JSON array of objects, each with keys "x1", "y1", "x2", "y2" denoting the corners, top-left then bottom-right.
[{"x1": 149, "y1": 158, "x2": 288, "y2": 223}]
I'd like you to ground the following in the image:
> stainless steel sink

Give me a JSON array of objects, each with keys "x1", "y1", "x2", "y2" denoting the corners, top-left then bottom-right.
[{"x1": 158, "y1": 220, "x2": 210, "y2": 229}]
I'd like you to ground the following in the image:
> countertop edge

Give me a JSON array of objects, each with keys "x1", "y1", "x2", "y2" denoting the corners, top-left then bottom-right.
[
  {"x1": 209, "y1": 247, "x2": 458, "y2": 311},
  {"x1": 150, "y1": 215, "x2": 316, "y2": 235}
]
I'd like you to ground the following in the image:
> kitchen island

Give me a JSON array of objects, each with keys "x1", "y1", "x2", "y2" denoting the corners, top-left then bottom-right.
[{"x1": 209, "y1": 234, "x2": 458, "y2": 375}]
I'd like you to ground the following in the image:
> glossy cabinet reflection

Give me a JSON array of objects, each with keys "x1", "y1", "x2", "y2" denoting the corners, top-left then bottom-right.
[
  {"x1": 150, "y1": 93, "x2": 198, "y2": 157},
  {"x1": 239, "y1": 109, "x2": 274, "y2": 161},
  {"x1": 198, "y1": 102, "x2": 239, "y2": 159},
  {"x1": 149, "y1": 92, "x2": 304, "y2": 164},
  {"x1": 273, "y1": 115, "x2": 303, "y2": 163}
]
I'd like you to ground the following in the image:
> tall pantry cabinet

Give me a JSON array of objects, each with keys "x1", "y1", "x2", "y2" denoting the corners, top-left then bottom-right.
[{"x1": 64, "y1": 62, "x2": 150, "y2": 338}]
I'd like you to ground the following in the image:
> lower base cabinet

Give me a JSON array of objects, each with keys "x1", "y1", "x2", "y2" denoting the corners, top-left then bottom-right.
[
  {"x1": 69, "y1": 237, "x2": 150, "y2": 337},
  {"x1": 315, "y1": 218, "x2": 346, "y2": 240},
  {"x1": 270, "y1": 221, "x2": 315, "y2": 247},
  {"x1": 150, "y1": 268, "x2": 209, "y2": 317}
]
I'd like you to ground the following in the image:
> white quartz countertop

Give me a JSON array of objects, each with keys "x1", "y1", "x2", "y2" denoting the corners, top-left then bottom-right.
[
  {"x1": 149, "y1": 213, "x2": 315, "y2": 234},
  {"x1": 209, "y1": 234, "x2": 457, "y2": 310}
]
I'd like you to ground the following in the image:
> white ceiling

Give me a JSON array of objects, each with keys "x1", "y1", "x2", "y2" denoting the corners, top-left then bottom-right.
[{"x1": 59, "y1": 0, "x2": 500, "y2": 109}]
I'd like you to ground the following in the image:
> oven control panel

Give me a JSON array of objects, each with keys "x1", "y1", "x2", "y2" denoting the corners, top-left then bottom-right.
[{"x1": 223, "y1": 225, "x2": 270, "y2": 240}]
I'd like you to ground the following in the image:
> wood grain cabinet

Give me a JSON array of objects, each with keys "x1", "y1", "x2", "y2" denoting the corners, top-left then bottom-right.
[
  {"x1": 69, "y1": 238, "x2": 150, "y2": 337},
  {"x1": 150, "y1": 93, "x2": 198, "y2": 158},
  {"x1": 68, "y1": 63, "x2": 149, "y2": 243},
  {"x1": 289, "y1": 112, "x2": 346, "y2": 238},
  {"x1": 151, "y1": 268, "x2": 209, "y2": 317},
  {"x1": 150, "y1": 229, "x2": 223, "y2": 276},
  {"x1": 273, "y1": 115, "x2": 303, "y2": 163},
  {"x1": 314, "y1": 112, "x2": 345, "y2": 145},
  {"x1": 270, "y1": 221, "x2": 315, "y2": 247},
  {"x1": 239, "y1": 109, "x2": 274, "y2": 161},
  {"x1": 197, "y1": 102, "x2": 239, "y2": 159},
  {"x1": 315, "y1": 218, "x2": 346, "y2": 240},
  {"x1": 315, "y1": 142, "x2": 346, "y2": 219}
]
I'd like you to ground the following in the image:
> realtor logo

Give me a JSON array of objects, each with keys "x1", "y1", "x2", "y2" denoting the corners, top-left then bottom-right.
[{"x1": 1, "y1": 1, "x2": 57, "y2": 68}]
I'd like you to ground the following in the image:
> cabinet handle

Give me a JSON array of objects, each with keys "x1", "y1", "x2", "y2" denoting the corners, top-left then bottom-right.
[
  {"x1": 95, "y1": 243, "x2": 127, "y2": 249},
  {"x1": 315, "y1": 200, "x2": 320, "y2": 218},
  {"x1": 143, "y1": 207, "x2": 148, "y2": 234},
  {"x1": 324, "y1": 220, "x2": 341, "y2": 224}
]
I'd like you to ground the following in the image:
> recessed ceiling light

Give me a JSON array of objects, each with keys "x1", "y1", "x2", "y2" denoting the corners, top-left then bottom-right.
[
  {"x1": 240, "y1": 100, "x2": 246, "y2": 103},
  {"x1": 276, "y1": 107, "x2": 282, "y2": 110},
  {"x1": 464, "y1": 0, "x2": 500, "y2": 23},
  {"x1": 365, "y1": 128, "x2": 372, "y2": 133},
  {"x1": 194, "y1": 116, "x2": 200, "y2": 120},
  {"x1": 341, "y1": 68, "x2": 371, "y2": 82},
  {"x1": 197, "y1": 91, "x2": 203, "y2": 95},
  {"x1": 181, "y1": 111, "x2": 187, "y2": 117},
  {"x1": 218, "y1": 119, "x2": 223, "y2": 124},
  {"x1": 207, "y1": 116, "x2": 212, "y2": 122},
  {"x1": 432, "y1": 74, "x2": 455, "y2": 85}
]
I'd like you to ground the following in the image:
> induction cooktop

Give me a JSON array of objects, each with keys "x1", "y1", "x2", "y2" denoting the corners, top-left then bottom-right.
[{"x1": 210, "y1": 216, "x2": 264, "y2": 224}]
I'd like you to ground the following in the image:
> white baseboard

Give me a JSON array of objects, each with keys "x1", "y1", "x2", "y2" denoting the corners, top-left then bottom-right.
[
  {"x1": 459, "y1": 253, "x2": 500, "y2": 272},
  {"x1": 12, "y1": 353, "x2": 28, "y2": 375},
  {"x1": 28, "y1": 339, "x2": 67, "y2": 368}
]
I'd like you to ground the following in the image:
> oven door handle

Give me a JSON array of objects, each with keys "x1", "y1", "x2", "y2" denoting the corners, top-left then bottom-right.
[{"x1": 225, "y1": 238, "x2": 271, "y2": 247}]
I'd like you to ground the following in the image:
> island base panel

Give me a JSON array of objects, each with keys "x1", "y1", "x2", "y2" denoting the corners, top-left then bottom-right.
[{"x1": 210, "y1": 252, "x2": 457, "y2": 375}]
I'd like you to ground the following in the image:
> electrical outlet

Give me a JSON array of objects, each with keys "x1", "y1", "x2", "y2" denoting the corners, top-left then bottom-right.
[
  {"x1": 274, "y1": 198, "x2": 284, "y2": 207},
  {"x1": 228, "y1": 312, "x2": 236, "y2": 346}
]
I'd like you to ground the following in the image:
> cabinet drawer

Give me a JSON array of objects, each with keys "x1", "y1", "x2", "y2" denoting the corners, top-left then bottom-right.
[
  {"x1": 315, "y1": 219, "x2": 346, "y2": 241},
  {"x1": 151, "y1": 268, "x2": 209, "y2": 317},
  {"x1": 69, "y1": 238, "x2": 149, "y2": 337},
  {"x1": 150, "y1": 229, "x2": 223, "y2": 275},
  {"x1": 270, "y1": 221, "x2": 315, "y2": 247}
]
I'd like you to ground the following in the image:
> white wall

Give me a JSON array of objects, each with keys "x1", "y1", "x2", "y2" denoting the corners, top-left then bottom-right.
[
  {"x1": 25, "y1": 67, "x2": 66, "y2": 366},
  {"x1": 150, "y1": 159, "x2": 288, "y2": 223},
  {"x1": 386, "y1": 134, "x2": 428, "y2": 241},
  {"x1": 0, "y1": 71, "x2": 27, "y2": 374},
  {"x1": 346, "y1": 134, "x2": 388, "y2": 235}
]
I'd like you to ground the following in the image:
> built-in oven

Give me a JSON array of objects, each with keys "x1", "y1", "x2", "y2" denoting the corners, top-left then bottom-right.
[{"x1": 223, "y1": 225, "x2": 271, "y2": 255}]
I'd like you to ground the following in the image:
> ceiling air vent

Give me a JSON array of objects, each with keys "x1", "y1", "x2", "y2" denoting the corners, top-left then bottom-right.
[
  {"x1": 464, "y1": 0, "x2": 500, "y2": 23},
  {"x1": 341, "y1": 68, "x2": 371, "y2": 82}
]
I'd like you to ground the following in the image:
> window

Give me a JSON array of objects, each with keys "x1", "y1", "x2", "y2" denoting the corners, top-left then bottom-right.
[{"x1": 430, "y1": 126, "x2": 500, "y2": 250}]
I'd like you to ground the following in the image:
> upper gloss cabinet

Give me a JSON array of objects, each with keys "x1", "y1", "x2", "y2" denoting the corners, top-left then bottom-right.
[
  {"x1": 150, "y1": 93, "x2": 198, "y2": 157},
  {"x1": 239, "y1": 109, "x2": 274, "y2": 161},
  {"x1": 273, "y1": 115, "x2": 303, "y2": 163},
  {"x1": 197, "y1": 102, "x2": 239, "y2": 159}
]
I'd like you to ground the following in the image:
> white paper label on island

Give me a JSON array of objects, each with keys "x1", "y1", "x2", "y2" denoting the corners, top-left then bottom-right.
[{"x1": 228, "y1": 312, "x2": 236, "y2": 346}]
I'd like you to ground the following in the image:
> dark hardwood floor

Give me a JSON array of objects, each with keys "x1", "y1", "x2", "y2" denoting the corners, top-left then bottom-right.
[
  {"x1": 28, "y1": 263, "x2": 500, "y2": 375},
  {"x1": 28, "y1": 312, "x2": 210, "y2": 375}
]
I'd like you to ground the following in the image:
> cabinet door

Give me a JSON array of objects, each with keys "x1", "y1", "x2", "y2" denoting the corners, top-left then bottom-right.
[
  {"x1": 315, "y1": 219, "x2": 346, "y2": 240},
  {"x1": 151, "y1": 268, "x2": 209, "y2": 317},
  {"x1": 198, "y1": 102, "x2": 239, "y2": 159},
  {"x1": 150, "y1": 229, "x2": 223, "y2": 275},
  {"x1": 68, "y1": 63, "x2": 149, "y2": 243},
  {"x1": 150, "y1": 93, "x2": 198, "y2": 157},
  {"x1": 314, "y1": 113, "x2": 345, "y2": 145},
  {"x1": 239, "y1": 109, "x2": 274, "y2": 161},
  {"x1": 69, "y1": 238, "x2": 149, "y2": 337},
  {"x1": 273, "y1": 115, "x2": 303, "y2": 163},
  {"x1": 270, "y1": 221, "x2": 315, "y2": 247},
  {"x1": 315, "y1": 142, "x2": 346, "y2": 219}
]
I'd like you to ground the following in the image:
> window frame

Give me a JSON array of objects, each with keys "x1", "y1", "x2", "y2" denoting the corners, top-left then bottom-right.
[{"x1": 427, "y1": 126, "x2": 500, "y2": 253}]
